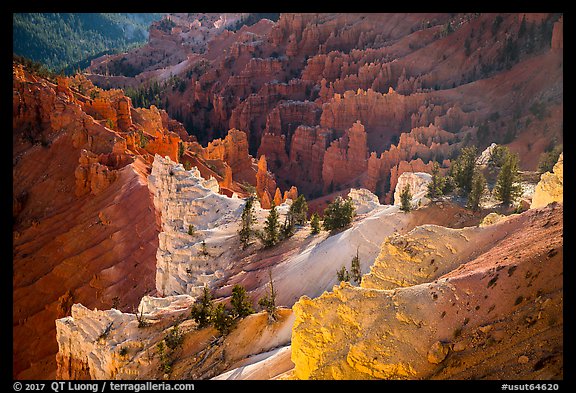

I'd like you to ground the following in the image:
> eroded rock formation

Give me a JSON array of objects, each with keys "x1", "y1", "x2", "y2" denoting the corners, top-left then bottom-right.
[
  {"x1": 13, "y1": 64, "x2": 159, "y2": 379},
  {"x1": 531, "y1": 153, "x2": 563, "y2": 209},
  {"x1": 291, "y1": 203, "x2": 563, "y2": 379},
  {"x1": 148, "y1": 155, "x2": 244, "y2": 296},
  {"x1": 85, "y1": 12, "x2": 562, "y2": 200},
  {"x1": 56, "y1": 296, "x2": 295, "y2": 380},
  {"x1": 12, "y1": 62, "x2": 280, "y2": 379},
  {"x1": 393, "y1": 172, "x2": 432, "y2": 207},
  {"x1": 321, "y1": 121, "x2": 369, "y2": 193},
  {"x1": 17, "y1": 11, "x2": 564, "y2": 381}
]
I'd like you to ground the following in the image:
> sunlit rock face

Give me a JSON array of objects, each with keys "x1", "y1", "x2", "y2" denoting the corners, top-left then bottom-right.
[
  {"x1": 393, "y1": 171, "x2": 432, "y2": 207},
  {"x1": 291, "y1": 203, "x2": 563, "y2": 380},
  {"x1": 531, "y1": 153, "x2": 563, "y2": 209}
]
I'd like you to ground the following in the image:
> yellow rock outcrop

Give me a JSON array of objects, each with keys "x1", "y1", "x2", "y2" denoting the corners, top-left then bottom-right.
[
  {"x1": 290, "y1": 203, "x2": 564, "y2": 380},
  {"x1": 531, "y1": 153, "x2": 563, "y2": 209}
]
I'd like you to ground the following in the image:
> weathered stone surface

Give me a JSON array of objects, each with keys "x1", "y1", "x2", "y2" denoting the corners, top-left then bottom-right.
[
  {"x1": 531, "y1": 153, "x2": 563, "y2": 209},
  {"x1": 291, "y1": 204, "x2": 563, "y2": 379},
  {"x1": 13, "y1": 65, "x2": 159, "y2": 379},
  {"x1": 348, "y1": 188, "x2": 381, "y2": 215},
  {"x1": 56, "y1": 296, "x2": 195, "y2": 379},
  {"x1": 388, "y1": 159, "x2": 436, "y2": 204},
  {"x1": 74, "y1": 149, "x2": 119, "y2": 196},
  {"x1": 393, "y1": 172, "x2": 432, "y2": 207},
  {"x1": 320, "y1": 88, "x2": 426, "y2": 152},
  {"x1": 287, "y1": 125, "x2": 331, "y2": 193},
  {"x1": 321, "y1": 121, "x2": 369, "y2": 192},
  {"x1": 255, "y1": 155, "x2": 278, "y2": 208},
  {"x1": 257, "y1": 133, "x2": 290, "y2": 173},
  {"x1": 427, "y1": 341, "x2": 450, "y2": 364},
  {"x1": 148, "y1": 155, "x2": 244, "y2": 296},
  {"x1": 479, "y1": 212, "x2": 507, "y2": 227},
  {"x1": 204, "y1": 128, "x2": 255, "y2": 183},
  {"x1": 57, "y1": 298, "x2": 295, "y2": 380}
]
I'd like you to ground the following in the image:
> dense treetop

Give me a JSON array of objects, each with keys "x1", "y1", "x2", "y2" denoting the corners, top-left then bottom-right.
[{"x1": 13, "y1": 13, "x2": 163, "y2": 74}]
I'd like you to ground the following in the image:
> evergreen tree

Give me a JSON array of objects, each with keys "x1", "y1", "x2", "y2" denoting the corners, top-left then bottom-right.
[
  {"x1": 336, "y1": 266, "x2": 350, "y2": 283},
  {"x1": 451, "y1": 146, "x2": 478, "y2": 195},
  {"x1": 212, "y1": 303, "x2": 235, "y2": 335},
  {"x1": 259, "y1": 201, "x2": 280, "y2": 247},
  {"x1": 467, "y1": 170, "x2": 487, "y2": 211},
  {"x1": 350, "y1": 249, "x2": 361, "y2": 285},
  {"x1": 537, "y1": 145, "x2": 562, "y2": 174},
  {"x1": 199, "y1": 240, "x2": 209, "y2": 256},
  {"x1": 178, "y1": 141, "x2": 185, "y2": 161},
  {"x1": 310, "y1": 213, "x2": 321, "y2": 234},
  {"x1": 322, "y1": 196, "x2": 355, "y2": 231},
  {"x1": 190, "y1": 286, "x2": 214, "y2": 329},
  {"x1": 281, "y1": 216, "x2": 294, "y2": 239},
  {"x1": 494, "y1": 151, "x2": 522, "y2": 205},
  {"x1": 258, "y1": 270, "x2": 278, "y2": 322},
  {"x1": 488, "y1": 145, "x2": 508, "y2": 168},
  {"x1": 230, "y1": 284, "x2": 254, "y2": 319},
  {"x1": 426, "y1": 161, "x2": 446, "y2": 199},
  {"x1": 281, "y1": 195, "x2": 309, "y2": 238},
  {"x1": 400, "y1": 184, "x2": 412, "y2": 212},
  {"x1": 443, "y1": 174, "x2": 456, "y2": 194},
  {"x1": 287, "y1": 195, "x2": 308, "y2": 227},
  {"x1": 164, "y1": 324, "x2": 184, "y2": 350},
  {"x1": 238, "y1": 196, "x2": 256, "y2": 249}
]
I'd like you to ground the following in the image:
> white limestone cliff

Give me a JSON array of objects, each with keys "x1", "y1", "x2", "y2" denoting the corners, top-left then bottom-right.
[
  {"x1": 393, "y1": 172, "x2": 432, "y2": 207},
  {"x1": 148, "y1": 154, "x2": 290, "y2": 296}
]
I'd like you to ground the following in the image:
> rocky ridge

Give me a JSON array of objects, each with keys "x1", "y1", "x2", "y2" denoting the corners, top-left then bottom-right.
[
  {"x1": 55, "y1": 154, "x2": 500, "y2": 380},
  {"x1": 55, "y1": 295, "x2": 295, "y2": 380},
  {"x1": 11, "y1": 62, "x2": 291, "y2": 379},
  {"x1": 289, "y1": 202, "x2": 563, "y2": 379}
]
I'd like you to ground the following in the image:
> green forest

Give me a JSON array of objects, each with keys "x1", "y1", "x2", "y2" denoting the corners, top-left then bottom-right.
[{"x1": 13, "y1": 13, "x2": 163, "y2": 74}]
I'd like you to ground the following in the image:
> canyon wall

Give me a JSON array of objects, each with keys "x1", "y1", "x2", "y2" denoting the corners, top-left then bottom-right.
[
  {"x1": 85, "y1": 12, "x2": 562, "y2": 200},
  {"x1": 13, "y1": 64, "x2": 159, "y2": 379}
]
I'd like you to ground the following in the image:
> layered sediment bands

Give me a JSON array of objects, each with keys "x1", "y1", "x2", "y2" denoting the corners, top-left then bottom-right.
[
  {"x1": 288, "y1": 125, "x2": 331, "y2": 188},
  {"x1": 86, "y1": 13, "x2": 562, "y2": 198},
  {"x1": 19, "y1": 11, "x2": 565, "y2": 380},
  {"x1": 74, "y1": 149, "x2": 120, "y2": 196},
  {"x1": 14, "y1": 155, "x2": 158, "y2": 379},
  {"x1": 258, "y1": 133, "x2": 290, "y2": 174},
  {"x1": 203, "y1": 128, "x2": 255, "y2": 183},
  {"x1": 321, "y1": 121, "x2": 369, "y2": 192},
  {"x1": 13, "y1": 64, "x2": 162, "y2": 379},
  {"x1": 263, "y1": 101, "x2": 320, "y2": 143},
  {"x1": 13, "y1": 59, "x2": 294, "y2": 380},
  {"x1": 291, "y1": 203, "x2": 563, "y2": 379},
  {"x1": 257, "y1": 99, "x2": 321, "y2": 172},
  {"x1": 319, "y1": 88, "x2": 428, "y2": 151}
]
